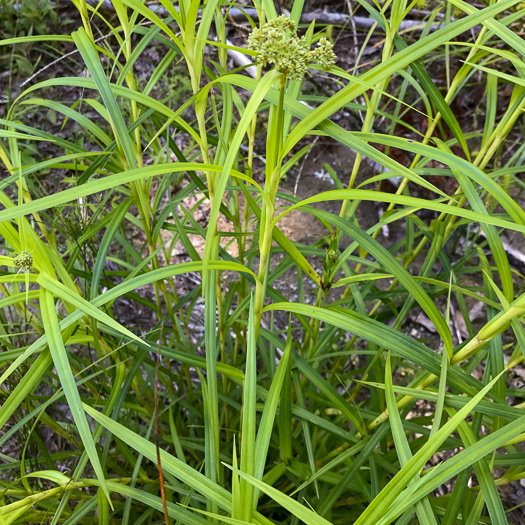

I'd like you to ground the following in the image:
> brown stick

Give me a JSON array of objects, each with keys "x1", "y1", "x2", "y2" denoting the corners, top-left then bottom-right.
[{"x1": 155, "y1": 322, "x2": 169, "y2": 525}]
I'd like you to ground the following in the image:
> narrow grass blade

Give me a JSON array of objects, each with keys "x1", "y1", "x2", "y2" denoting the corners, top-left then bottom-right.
[
  {"x1": 204, "y1": 243, "x2": 220, "y2": 486},
  {"x1": 385, "y1": 354, "x2": 438, "y2": 524},
  {"x1": 240, "y1": 295, "x2": 257, "y2": 522},
  {"x1": 292, "y1": 352, "x2": 366, "y2": 436},
  {"x1": 452, "y1": 409, "x2": 508, "y2": 525},
  {"x1": 37, "y1": 272, "x2": 146, "y2": 346},
  {"x1": 0, "y1": 163, "x2": 253, "y2": 224},
  {"x1": 254, "y1": 323, "x2": 292, "y2": 481},
  {"x1": 72, "y1": 28, "x2": 136, "y2": 169},
  {"x1": 39, "y1": 288, "x2": 111, "y2": 505},
  {"x1": 272, "y1": 189, "x2": 525, "y2": 235},
  {"x1": 226, "y1": 465, "x2": 332, "y2": 525}
]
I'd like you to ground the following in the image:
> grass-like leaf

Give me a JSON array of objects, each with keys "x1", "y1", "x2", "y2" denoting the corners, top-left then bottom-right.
[{"x1": 39, "y1": 288, "x2": 111, "y2": 505}]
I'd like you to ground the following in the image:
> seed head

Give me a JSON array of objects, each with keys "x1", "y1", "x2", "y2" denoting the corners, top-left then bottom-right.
[
  {"x1": 311, "y1": 37, "x2": 337, "y2": 70},
  {"x1": 248, "y1": 15, "x2": 336, "y2": 80},
  {"x1": 14, "y1": 251, "x2": 33, "y2": 271}
]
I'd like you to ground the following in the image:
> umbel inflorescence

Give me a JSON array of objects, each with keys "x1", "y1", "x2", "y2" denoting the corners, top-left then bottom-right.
[
  {"x1": 13, "y1": 251, "x2": 33, "y2": 271},
  {"x1": 248, "y1": 15, "x2": 336, "y2": 80}
]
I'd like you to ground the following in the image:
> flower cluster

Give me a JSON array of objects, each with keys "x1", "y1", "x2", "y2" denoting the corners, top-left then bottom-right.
[
  {"x1": 248, "y1": 15, "x2": 336, "y2": 80},
  {"x1": 13, "y1": 251, "x2": 33, "y2": 271}
]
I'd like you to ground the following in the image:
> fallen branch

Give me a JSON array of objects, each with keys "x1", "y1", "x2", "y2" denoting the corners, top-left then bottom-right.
[{"x1": 78, "y1": 1, "x2": 444, "y2": 32}]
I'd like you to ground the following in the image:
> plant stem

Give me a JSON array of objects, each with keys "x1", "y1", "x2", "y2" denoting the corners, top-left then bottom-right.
[{"x1": 254, "y1": 75, "x2": 286, "y2": 333}]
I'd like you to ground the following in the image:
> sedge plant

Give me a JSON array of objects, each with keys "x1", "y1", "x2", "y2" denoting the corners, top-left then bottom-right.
[{"x1": 0, "y1": 0, "x2": 525, "y2": 524}]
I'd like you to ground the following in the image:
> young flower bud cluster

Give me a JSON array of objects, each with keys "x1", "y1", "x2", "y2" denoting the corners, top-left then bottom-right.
[
  {"x1": 248, "y1": 15, "x2": 336, "y2": 80},
  {"x1": 13, "y1": 251, "x2": 33, "y2": 271}
]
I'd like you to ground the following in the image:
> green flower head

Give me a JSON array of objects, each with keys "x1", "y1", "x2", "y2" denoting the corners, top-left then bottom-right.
[
  {"x1": 248, "y1": 15, "x2": 336, "y2": 80},
  {"x1": 13, "y1": 250, "x2": 33, "y2": 271}
]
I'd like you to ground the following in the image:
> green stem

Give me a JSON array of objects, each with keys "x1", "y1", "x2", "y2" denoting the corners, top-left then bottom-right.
[{"x1": 254, "y1": 75, "x2": 286, "y2": 333}]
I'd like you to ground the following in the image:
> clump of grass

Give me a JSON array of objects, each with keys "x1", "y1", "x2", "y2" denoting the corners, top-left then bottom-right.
[{"x1": 1, "y1": 0, "x2": 525, "y2": 523}]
